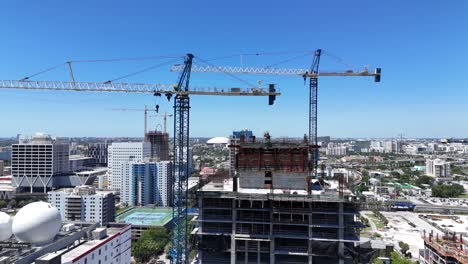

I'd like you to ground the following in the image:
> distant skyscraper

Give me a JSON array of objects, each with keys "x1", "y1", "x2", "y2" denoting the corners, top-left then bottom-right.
[
  {"x1": 86, "y1": 142, "x2": 109, "y2": 166},
  {"x1": 107, "y1": 142, "x2": 151, "y2": 190},
  {"x1": 48, "y1": 185, "x2": 115, "y2": 224},
  {"x1": 326, "y1": 143, "x2": 348, "y2": 156},
  {"x1": 12, "y1": 133, "x2": 69, "y2": 193},
  {"x1": 145, "y1": 131, "x2": 170, "y2": 161},
  {"x1": 121, "y1": 160, "x2": 172, "y2": 207}
]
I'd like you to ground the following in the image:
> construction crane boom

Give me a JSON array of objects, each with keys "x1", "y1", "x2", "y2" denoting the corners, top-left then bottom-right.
[
  {"x1": 0, "y1": 79, "x2": 280, "y2": 96},
  {"x1": 171, "y1": 64, "x2": 381, "y2": 80}
]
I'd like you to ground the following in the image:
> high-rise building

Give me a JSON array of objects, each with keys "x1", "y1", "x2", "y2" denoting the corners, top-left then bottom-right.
[
  {"x1": 196, "y1": 140, "x2": 362, "y2": 263},
  {"x1": 12, "y1": 133, "x2": 70, "y2": 193},
  {"x1": 86, "y1": 142, "x2": 109, "y2": 166},
  {"x1": 145, "y1": 131, "x2": 170, "y2": 161},
  {"x1": 107, "y1": 142, "x2": 151, "y2": 190},
  {"x1": 326, "y1": 143, "x2": 348, "y2": 156},
  {"x1": 48, "y1": 185, "x2": 115, "y2": 224},
  {"x1": 426, "y1": 158, "x2": 451, "y2": 178},
  {"x1": 121, "y1": 160, "x2": 172, "y2": 207},
  {"x1": 154, "y1": 160, "x2": 172, "y2": 207}
]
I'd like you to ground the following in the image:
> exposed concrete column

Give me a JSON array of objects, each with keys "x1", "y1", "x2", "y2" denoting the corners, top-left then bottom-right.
[
  {"x1": 308, "y1": 201, "x2": 313, "y2": 264},
  {"x1": 338, "y1": 202, "x2": 344, "y2": 264},
  {"x1": 245, "y1": 240, "x2": 248, "y2": 264},
  {"x1": 231, "y1": 198, "x2": 237, "y2": 264},
  {"x1": 257, "y1": 240, "x2": 261, "y2": 264},
  {"x1": 270, "y1": 201, "x2": 275, "y2": 264},
  {"x1": 198, "y1": 196, "x2": 203, "y2": 263}
]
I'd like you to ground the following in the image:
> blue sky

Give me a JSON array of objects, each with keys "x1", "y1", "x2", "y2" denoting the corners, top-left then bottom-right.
[{"x1": 0, "y1": 0, "x2": 467, "y2": 138}]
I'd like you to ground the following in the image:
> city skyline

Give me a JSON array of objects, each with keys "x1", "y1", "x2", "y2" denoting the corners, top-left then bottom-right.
[{"x1": 1, "y1": 1, "x2": 467, "y2": 138}]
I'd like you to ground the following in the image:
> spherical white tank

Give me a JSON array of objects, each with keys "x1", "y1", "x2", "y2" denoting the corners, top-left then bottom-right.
[
  {"x1": 0, "y1": 212, "x2": 12, "y2": 241},
  {"x1": 12, "y1": 201, "x2": 61, "y2": 244}
]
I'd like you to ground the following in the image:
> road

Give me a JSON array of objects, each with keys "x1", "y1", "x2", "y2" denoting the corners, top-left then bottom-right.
[{"x1": 361, "y1": 211, "x2": 378, "y2": 233}]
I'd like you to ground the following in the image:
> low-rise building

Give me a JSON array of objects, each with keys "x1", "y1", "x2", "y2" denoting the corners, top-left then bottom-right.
[
  {"x1": 0, "y1": 175, "x2": 15, "y2": 199},
  {"x1": 426, "y1": 159, "x2": 451, "y2": 178},
  {"x1": 48, "y1": 185, "x2": 115, "y2": 224},
  {"x1": 0, "y1": 222, "x2": 131, "y2": 264}
]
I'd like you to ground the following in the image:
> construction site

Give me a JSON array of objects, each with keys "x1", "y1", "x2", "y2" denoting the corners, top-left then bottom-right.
[
  {"x1": 421, "y1": 231, "x2": 468, "y2": 264},
  {"x1": 193, "y1": 132, "x2": 371, "y2": 264}
]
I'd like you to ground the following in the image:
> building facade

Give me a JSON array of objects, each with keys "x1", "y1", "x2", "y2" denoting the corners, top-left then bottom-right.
[
  {"x1": 48, "y1": 186, "x2": 115, "y2": 224},
  {"x1": 107, "y1": 142, "x2": 151, "y2": 190},
  {"x1": 121, "y1": 160, "x2": 172, "y2": 207},
  {"x1": 426, "y1": 159, "x2": 451, "y2": 178},
  {"x1": 326, "y1": 143, "x2": 348, "y2": 156},
  {"x1": 87, "y1": 142, "x2": 109, "y2": 166},
  {"x1": 195, "y1": 140, "x2": 363, "y2": 263},
  {"x1": 11, "y1": 133, "x2": 70, "y2": 193},
  {"x1": 145, "y1": 131, "x2": 170, "y2": 161}
]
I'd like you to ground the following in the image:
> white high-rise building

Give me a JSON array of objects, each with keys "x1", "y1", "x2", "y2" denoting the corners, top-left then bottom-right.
[
  {"x1": 48, "y1": 185, "x2": 115, "y2": 224},
  {"x1": 108, "y1": 142, "x2": 150, "y2": 190},
  {"x1": 120, "y1": 160, "x2": 172, "y2": 207},
  {"x1": 325, "y1": 143, "x2": 348, "y2": 156},
  {"x1": 155, "y1": 161, "x2": 172, "y2": 207},
  {"x1": 12, "y1": 133, "x2": 69, "y2": 193},
  {"x1": 426, "y1": 158, "x2": 451, "y2": 178}
]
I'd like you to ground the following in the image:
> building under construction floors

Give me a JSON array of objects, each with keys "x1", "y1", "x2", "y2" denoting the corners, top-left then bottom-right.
[
  {"x1": 193, "y1": 138, "x2": 367, "y2": 264},
  {"x1": 420, "y1": 230, "x2": 468, "y2": 264}
]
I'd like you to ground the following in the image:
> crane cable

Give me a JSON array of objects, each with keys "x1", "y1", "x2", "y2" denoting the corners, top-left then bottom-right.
[
  {"x1": 70, "y1": 55, "x2": 183, "y2": 63},
  {"x1": 104, "y1": 58, "x2": 181, "y2": 83},
  {"x1": 19, "y1": 62, "x2": 67, "y2": 81}
]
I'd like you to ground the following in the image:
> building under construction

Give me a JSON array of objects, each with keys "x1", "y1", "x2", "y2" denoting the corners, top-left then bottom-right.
[
  {"x1": 194, "y1": 134, "x2": 365, "y2": 264},
  {"x1": 145, "y1": 130, "x2": 170, "y2": 161},
  {"x1": 420, "y1": 230, "x2": 468, "y2": 264}
]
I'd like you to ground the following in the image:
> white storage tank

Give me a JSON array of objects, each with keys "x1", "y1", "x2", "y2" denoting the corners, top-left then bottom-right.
[
  {"x1": 12, "y1": 201, "x2": 61, "y2": 244},
  {"x1": 0, "y1": 212, "x2": 12, "y2": 241}
]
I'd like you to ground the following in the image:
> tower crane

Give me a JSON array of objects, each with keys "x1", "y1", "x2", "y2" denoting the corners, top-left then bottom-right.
[
  {"x1": 0, "y1": 54, "x2": 280, "y2": 264},
  {"x1": 171, "y1": 49, "x2": 381, "y2": 186}
]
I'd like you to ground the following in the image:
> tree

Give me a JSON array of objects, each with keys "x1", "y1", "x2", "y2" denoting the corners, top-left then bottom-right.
[
  {"x1": 8, "y1": 199, "x2": 17, "y2": 208},
  {"x1": 432, "y1": 183, "x2": 465, "y2": 198},
  {"x1": 0, "y1": 200, "x2": 7, "y2": 209},
  {"x1": 399, "y1": 241, "x2": 410, "y2": 254},
  {"x1": 414, "y1": 175, "x2": 434, "y2": 188},
  {"x1": 390, "y1": 252, "x2": 415, "y2": 264},
  {"x1": 132, "y1": 227, "x2": 170, "y2": 263}
]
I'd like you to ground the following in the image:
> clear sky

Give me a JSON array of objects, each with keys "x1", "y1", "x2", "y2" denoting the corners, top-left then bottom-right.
[{"x1": 0, "y1": 1, "x2": 467, "y2": 138}]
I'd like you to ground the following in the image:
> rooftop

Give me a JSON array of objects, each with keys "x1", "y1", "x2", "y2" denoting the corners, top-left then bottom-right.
[
  {"x1": 115, "y1": 207, "x2": 172, "y2": 226},
  {"x1": 61, "y1": 227, "x2": 123, "y2": 263}
]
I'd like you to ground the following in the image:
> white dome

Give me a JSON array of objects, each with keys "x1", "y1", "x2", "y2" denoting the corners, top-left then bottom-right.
[
  {"x1": 12, "y1": 202, "x2": 61, "y2": 244},
  {"x1": 0, "y1": 212, "x2": 12, "y2": 241},
  {"x1": 207, "y1": 137, "x2": 229, "y2": 144}
]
